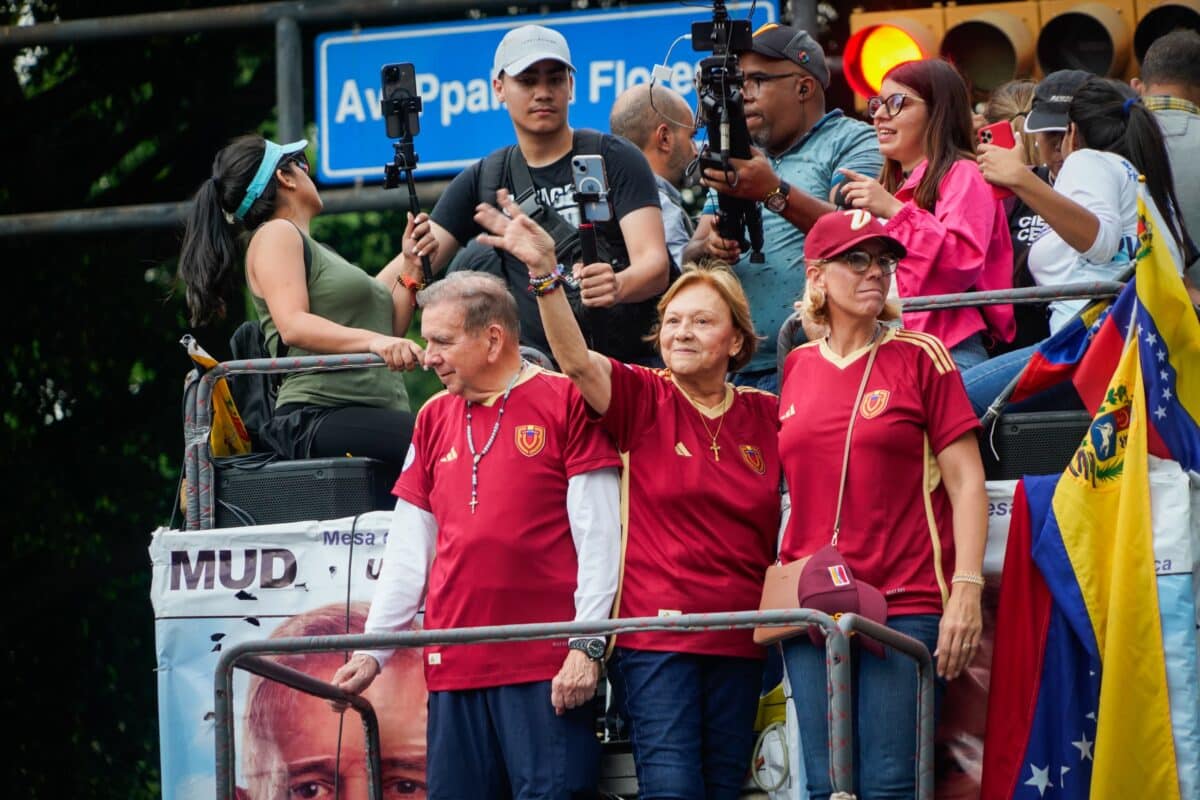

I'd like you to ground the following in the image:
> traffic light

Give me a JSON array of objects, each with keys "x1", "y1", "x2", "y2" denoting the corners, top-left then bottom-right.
[
  {"x1": 941, "y1": 2, "x2": 1040, "y2": 93},
  {"x1": 1036, "y1": 0, "x2": 1137, "y2": 76},
  {"x1": 842, "y1": 0, "x2": 1200, "y2": 101},
  {"x1": 1133, "y1": 0, "x2": 1200, "y2": 62},
  {"x1": 844, "y1": 9, "x2": 944, "y2": 98}
]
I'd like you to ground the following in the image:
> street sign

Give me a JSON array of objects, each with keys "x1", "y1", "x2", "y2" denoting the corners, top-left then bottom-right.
[{"x1": 314, "y1": 1, "x2": 778, "y2": 184}]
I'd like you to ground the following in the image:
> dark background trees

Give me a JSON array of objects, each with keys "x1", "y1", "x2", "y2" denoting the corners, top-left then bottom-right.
[{"x1": 0, "y1": 2, "x2": 440, "y2": 796}]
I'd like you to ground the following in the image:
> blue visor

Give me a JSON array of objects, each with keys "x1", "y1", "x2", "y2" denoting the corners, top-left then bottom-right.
[{"x1": 233, "y1": 139, "x2": 308, "y2": 222}]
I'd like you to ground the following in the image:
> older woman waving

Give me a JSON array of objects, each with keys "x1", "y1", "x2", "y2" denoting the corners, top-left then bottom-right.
[
  {"x1": 779, "y1": 209, "x2": 988, "y2": 800},
  {"x1": 477, "y1": 189, "x2": 781, "y2": 800}
]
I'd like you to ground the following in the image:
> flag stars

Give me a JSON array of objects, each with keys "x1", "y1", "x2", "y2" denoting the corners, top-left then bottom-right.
[
  {"x1": 1144, "y1": 330, "x2": 1158, "y2": 347},
  {"x1": 1060, "y1": 766, "x2": 1071, "y2": 787},
  {"x1": 1155, "y1": 406, "x2": 1168, "y2": 420},
  {"x1": 1162, "y1": 386, "x2": 1173, "y2": 401},
  {"x1": 1026, "y1": 764, "x2": 1052, "y2": 796},
  {"x1": 1160, "y1": 369, "x2": 1169, "y2": 381},
  {"x1": 1072, "y1": 732, "x2": 1094, "y2": 761},
  {"x1": 1156, "y1": 349, "x2": 1166, "y2": 362}
]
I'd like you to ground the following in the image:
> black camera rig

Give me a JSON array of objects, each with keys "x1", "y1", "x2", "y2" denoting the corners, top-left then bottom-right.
[{"x1": 692, "y1": 0, "x2": 765, "y2": 264}]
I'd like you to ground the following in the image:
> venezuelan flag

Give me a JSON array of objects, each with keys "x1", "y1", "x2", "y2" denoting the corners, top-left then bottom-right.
[
  {"x1": 1071, "y1": 188, "x2": 1200, "y2": 470},
  {"x1": 1007, "y1": 299, "x2": 1112, "y2": 406}
]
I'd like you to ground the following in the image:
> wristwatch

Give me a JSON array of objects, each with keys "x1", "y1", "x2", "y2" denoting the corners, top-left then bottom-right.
[
  {"x1": 763, "y1": 180, "x2": 791, "y2": 214},
  {"x1": 568, "y1": 637, "x2": 607, "y2": 661}
]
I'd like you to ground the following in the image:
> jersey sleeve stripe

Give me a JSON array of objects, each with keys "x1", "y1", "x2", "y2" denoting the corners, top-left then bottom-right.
[{"x1": 893, "y1": 330, "x2": 956, "y2": 375}]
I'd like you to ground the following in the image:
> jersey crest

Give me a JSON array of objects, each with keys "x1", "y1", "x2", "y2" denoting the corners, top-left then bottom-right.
[
  {"x1": 740, "y1": 444, "x2": 766, "y2": 475},
  {"x1": 860, "y1": 389, "x2": 890, "y2": 419},
  {"x1": 515, "y1": 425, "x2": 546, "y2": 457}
]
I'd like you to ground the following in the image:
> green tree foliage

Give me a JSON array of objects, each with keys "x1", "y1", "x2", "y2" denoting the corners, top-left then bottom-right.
[{"x1": 0, "y1": 2, "x2": 432, "y2": 796}]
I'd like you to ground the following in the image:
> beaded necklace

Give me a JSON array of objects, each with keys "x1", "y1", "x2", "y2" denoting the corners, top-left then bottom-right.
[{"x1": 465, "y1": 361, "x2": 525, "y2": 514}]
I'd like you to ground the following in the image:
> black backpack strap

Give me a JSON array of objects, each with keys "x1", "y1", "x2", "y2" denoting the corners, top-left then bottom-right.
[
  {"x1": 573, "y1": 128, "x2": 604, "y2": 155},
  {"x1": 477, "y1": 144, "x2": 516, "y2": 208}
]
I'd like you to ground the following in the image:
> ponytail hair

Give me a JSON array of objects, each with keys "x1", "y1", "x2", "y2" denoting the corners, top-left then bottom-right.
[
  {"x1": 1069, "y1": 78, "x2": 1196, "y2": 262},
  {"x1": 178, "y1": 135, "x2": 292, "y2": 326}
]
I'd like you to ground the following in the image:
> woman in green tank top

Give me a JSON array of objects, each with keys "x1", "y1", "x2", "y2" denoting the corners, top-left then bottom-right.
[{"x1": 178, "y1": 135, "x2": 436, "y2": 468}]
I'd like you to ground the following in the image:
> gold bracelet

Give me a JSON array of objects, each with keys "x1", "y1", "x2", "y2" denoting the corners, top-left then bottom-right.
[{"x1": 951, "y1": 572, "x2": 985, "y2": 587}]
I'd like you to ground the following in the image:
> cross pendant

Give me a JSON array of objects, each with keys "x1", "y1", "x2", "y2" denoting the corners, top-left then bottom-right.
[
  {"x1": 709, "y1": 441, "x2": 721, "y2": 461},
  {"x1": 469, "y1": 497, "x2": 478, "y2": 514}
]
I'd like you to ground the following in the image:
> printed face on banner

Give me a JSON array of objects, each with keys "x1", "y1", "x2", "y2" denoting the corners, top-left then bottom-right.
[{"x1": 238, "y1": 635, "x2": 428, "y2": 800}]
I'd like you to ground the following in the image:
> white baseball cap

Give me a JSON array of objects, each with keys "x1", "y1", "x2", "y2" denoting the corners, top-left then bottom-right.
[{"x1": 492, "y1": 25, "x2": 574, "y2": 81}]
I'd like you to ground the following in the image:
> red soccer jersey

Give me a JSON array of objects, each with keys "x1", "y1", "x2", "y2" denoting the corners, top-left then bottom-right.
[
  {"x1": 778, "y1": 329, "x2": 980, "y2": 615},
  {"x1": 392, "y1": 367, "x2": 621, "y2": 691},
  {"x1": 600, "y1": 359, "x2": 780, "y2": 659}
]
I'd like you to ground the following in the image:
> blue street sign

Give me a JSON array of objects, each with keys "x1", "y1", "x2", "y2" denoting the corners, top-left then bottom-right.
[{"x1": 314, "y1": 1, "x2": 778, "y2": 184}]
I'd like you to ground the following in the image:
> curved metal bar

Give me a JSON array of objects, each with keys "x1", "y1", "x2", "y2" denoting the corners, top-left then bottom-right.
[
  {"x1": 213, "y1": 609, "x2": 851, "y2": 800},
  {"x1": 231, "y1": 656, "x2": 384, "y2": 800},
  {"x1": 186, "y1": 354, "x2": 388, "y2": 529},
  {"x1": 836, "y1": 613, "x2": 936, "y2": 800}
]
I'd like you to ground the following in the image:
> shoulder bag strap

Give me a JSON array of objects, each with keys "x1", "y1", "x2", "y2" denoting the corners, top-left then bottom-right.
[{"x1": 831, "y1": 329, "x2": 882, "y2": 547}]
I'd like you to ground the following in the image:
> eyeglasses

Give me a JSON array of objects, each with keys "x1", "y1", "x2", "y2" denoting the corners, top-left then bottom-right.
[
  {"x1": 815, "y1": 250, "x2": 900, "y2": 274},
  {"x1": 866, "y1": 93, "x2": 925, "y2": 119},
  {"x1": 743, "y1": 71, "x2": 806, "y2": 96}
]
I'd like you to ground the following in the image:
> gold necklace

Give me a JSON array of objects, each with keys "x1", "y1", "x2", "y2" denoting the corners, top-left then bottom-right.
[{"x1": 680, "y1": 386, "x2": 730, "y2": 462}]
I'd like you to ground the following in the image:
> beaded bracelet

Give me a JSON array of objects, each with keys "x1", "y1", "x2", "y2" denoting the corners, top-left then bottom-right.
[
  {"x1": 529, "y1": 264, "x2": 567, "y2": 297},
  {"x1": 951, "y1": 572, "x2": 985, "y2": 587}
]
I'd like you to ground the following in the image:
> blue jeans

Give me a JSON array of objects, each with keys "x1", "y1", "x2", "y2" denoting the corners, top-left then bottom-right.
[
  {"x1": 947, "y1": 332, "x2": 988, "y2": 371},
  {"x1": 427, "y1": 680, "x2": 600, "y2": 799},
  {"x1": 731, "y1": 368, "x2": 779, "y2": 395},
  {"x1": 781, "y1": 614, "x2": 943, "y2": 800},
  {"x1": 608, "y1": 648, "x2": 763, "y2": 800},
  {"x1": 960, "y1": 343, "x2": 1039, "y2": 416}
]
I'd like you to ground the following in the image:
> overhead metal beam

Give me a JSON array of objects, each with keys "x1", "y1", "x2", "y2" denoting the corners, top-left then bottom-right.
[
  {"x1": 0, "y1": 0, "x2": 539, "y2": 47},
  {"x1": 0, "y1": 183, "x2": 451, "y2": 237}
]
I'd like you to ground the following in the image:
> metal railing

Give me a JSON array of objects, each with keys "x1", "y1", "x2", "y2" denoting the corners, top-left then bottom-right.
[
  {"x1": 183, "y1": 351, "x2": 389, "y2": 530},
  {"x1": 213, "y1": 609, "x2": 935, "y2": 800}
]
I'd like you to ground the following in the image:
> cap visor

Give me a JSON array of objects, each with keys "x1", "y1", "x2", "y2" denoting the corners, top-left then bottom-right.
[
  {"x1": 497, "y1": 53, "x2": 574, "y2": 79},
  {"x1": 1023, "y1": 110, "x2": 1067, "y2": 133},
  {"x1": 819, "y1": 231, "x2": 908, "y2": 261},
  {"x1": 280, "y1": 139, "x2": 308, "y2": 155}
]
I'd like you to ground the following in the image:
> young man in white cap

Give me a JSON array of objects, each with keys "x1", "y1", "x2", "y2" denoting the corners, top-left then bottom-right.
[{"x1": 422, "y1": 24, "x2": 670, "y2": 366}]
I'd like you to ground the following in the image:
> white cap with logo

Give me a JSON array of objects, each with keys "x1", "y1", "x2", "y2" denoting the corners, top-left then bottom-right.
[{"x1": 492, "y1": 25, "x2": 575, "y2": 81}]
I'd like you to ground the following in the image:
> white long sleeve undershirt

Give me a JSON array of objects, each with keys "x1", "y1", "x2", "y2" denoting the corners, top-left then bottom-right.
[{"x1": 358, "y1": 467, "x2": 622, "y2": 668}]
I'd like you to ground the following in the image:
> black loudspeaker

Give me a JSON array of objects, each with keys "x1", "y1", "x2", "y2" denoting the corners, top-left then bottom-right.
[
  {"x1": 215, "y1": 457, "x2": 399, "y2": 528},
  {"x1": 981, "y1": 411, "x2": 1092, "y2": 481}
]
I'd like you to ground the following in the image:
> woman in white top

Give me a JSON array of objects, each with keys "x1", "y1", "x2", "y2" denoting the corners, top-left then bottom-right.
[{"x1": 962, "y1": 77, "x2": 1196, "y2": 415}]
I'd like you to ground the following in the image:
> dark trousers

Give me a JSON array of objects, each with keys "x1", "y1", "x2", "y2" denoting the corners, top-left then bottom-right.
[
  {"x1": 427, "y1": 680, "x2": 600, "y2": 800},
  {"x1": 607, "y1": 648, "x2": 762, "y2": 800}
]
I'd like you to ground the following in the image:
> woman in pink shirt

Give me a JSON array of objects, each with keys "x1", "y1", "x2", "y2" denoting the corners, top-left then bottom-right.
[{"x1": 840, "y1": 58, "x2": 1015, "y2": 369}]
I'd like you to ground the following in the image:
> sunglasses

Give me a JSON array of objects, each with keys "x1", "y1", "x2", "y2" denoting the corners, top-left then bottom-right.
[
  {"x1": 866, "y1": 93, "x2": 925, "y2": 118},
  {"x1": 816, "y1": 249, "x2": 900, "y2": 274},
  {"x1": 282, "y1": 152, "x2": 309, "y2": 172}
]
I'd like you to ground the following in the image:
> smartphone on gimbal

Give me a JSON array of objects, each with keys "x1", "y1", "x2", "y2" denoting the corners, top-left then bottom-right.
[
  {"x1": 381, "y1": 62, "x2": 421, "y2": 139},
  {"x1": 571, "y1": 155, "x2": 613, "y2": 223}
]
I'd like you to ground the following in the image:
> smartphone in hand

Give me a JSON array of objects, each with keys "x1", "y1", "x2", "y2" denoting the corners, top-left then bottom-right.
[
  {"x1": 977, "y1": 121, "x2": 1017, "y2": 200},
  {"x1": 977, "y1": 121, "x2": 1016, "y2": 149}
]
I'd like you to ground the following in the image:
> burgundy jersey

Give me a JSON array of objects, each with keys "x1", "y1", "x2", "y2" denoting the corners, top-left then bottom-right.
[
  {"x1": 600, "y1": 359, "x2": 780, "y2": 659},
  {"x1": 393, "y1": 368, "x2": 620, "y2": 691},
  {"x1": 779, "y1": 329, "x2": 980, "y2": 615}
]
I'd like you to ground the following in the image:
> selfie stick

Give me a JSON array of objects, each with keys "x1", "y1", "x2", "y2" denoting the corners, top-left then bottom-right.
[
  {"x1": 382, "y1": 95, "x2": 434, "y2": 286},
  {"x1": 574, "y1": 181, "x2": 610, "y2": 353}
]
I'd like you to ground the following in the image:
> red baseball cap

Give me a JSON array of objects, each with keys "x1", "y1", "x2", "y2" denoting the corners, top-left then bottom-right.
[
  {"x1": 796, "y1": 545, "x2": 889, "y2": 657},
  {"x1": 804, "y1": 209, "x2": 907, "y2": 263}
]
